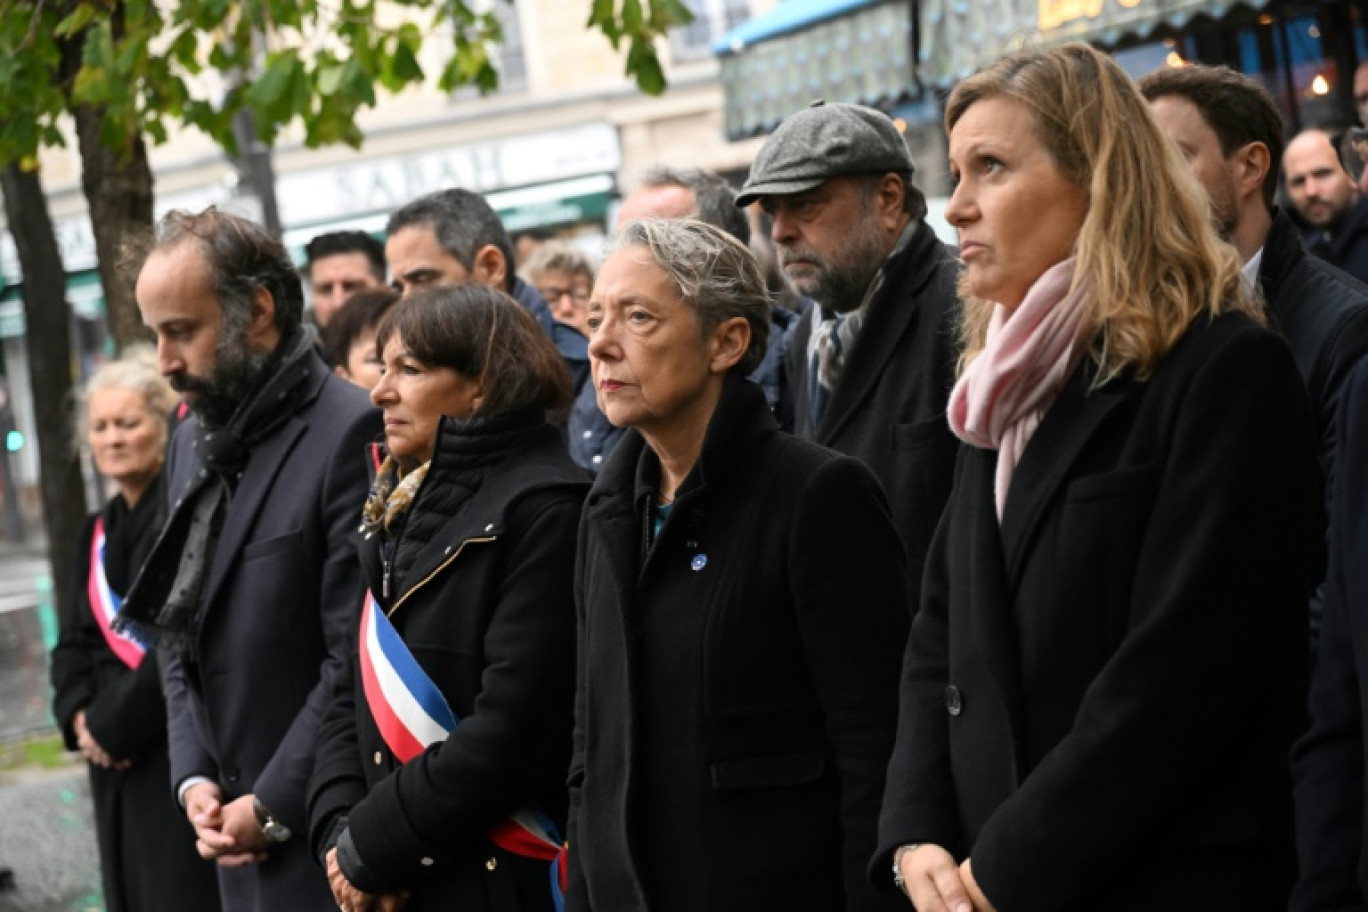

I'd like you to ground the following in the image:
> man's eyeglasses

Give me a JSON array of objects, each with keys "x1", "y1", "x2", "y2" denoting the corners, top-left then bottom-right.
[{"x1": 539, "y1": 286, "x2": 590, "y2": 305}]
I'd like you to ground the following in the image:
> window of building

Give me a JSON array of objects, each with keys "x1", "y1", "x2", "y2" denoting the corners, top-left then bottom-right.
[
  {"x1": 670, "y1": 0, "x2": 753, "y2": 63},
  {"x1": 452, "y1": 0, "x2": 526, "y2": 97}
]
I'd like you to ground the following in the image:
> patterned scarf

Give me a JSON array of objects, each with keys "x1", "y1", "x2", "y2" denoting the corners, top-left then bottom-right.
[
  {"x1": 361, "y1": 456, "x2": 430, "y2": 541},
  {"x1": 115, "y1": 328, "x2": 318, "y2": 657}
]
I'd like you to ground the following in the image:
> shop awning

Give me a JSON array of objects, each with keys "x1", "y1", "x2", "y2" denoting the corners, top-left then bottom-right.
[
  {"x1": 712, "y1": 0, "x2": 884, "y2": 54},
  {"x1": 924, "y1": 0, "x2": 1276, "y2": 89},
  {"x1": 715, "y1": 0, "x2": 918, "y2": 141}
]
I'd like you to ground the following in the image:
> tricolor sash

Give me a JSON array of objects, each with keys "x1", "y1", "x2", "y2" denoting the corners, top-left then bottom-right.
[
  {"x1": 358, "y1": 592, "x2": 567, "y2": 908},
  {"x1": 87, "y1": 517, "x2": 147, "y2": 670}
]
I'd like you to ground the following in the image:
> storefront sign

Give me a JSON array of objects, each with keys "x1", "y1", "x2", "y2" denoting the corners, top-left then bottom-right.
[
  {"x1": 275, "y1": 123, "x2": 621, "y2": 229},
  {"x1": 1038, "y1": 0, "x2": 1143, "y2": 31}
]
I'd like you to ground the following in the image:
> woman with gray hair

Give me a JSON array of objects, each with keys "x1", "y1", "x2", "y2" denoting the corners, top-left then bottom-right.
[
  {"x1": 564, "y1": 219, "x2": 909, "y2": 911},
  {"x1": 50, "y1": 349, "x2": 222, "y2": 912}
]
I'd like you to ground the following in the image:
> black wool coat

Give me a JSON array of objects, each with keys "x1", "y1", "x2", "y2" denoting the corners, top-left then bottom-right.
[
  {"x1": 785, "y1": 218, "x2": 961, "y2": 610},
  {"x1": 874, "y1": 312, "x2": 1323, "y2": 911},
  {"x1": 159, "y1": 355, "x2": 380, "y2": 912},
  {"x1": 1292, "y1": 357, "x2": 1368, "y2": 911},
  {"x1": 309, "y1": 416, "x2": 588, "y2": 912},
  {"x1": 50, "y1": 478, "x2": 221, "y2": 912},
  {"x1": 566, "y1": 376, "x2": 908, "y2": 912}
]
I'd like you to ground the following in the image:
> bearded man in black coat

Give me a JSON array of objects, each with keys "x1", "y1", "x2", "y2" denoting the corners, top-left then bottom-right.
[
  {"x1": 120, "y1": 208, "x2": 380, "y2": 912},
  {"x1": 737, "y1": 101, "x2": 961, "y2": 612}
]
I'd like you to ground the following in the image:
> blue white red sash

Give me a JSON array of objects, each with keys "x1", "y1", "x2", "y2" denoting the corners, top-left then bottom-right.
[
  {"x1": 87, "y1": 517, "x2": 147, "y2": 670},
  {"x1": 358, "y1": 592, "x2": 567, "y2": 908}
]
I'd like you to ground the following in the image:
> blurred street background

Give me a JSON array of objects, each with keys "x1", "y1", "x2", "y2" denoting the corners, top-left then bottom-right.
[{"x1": 0, "y1": 538, "x2": 102, "y2": 912}]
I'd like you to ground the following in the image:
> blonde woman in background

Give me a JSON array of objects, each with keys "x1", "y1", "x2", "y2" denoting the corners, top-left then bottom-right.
[{"x1": 50, "y1": 349, "x2": 221, "y2": 912}]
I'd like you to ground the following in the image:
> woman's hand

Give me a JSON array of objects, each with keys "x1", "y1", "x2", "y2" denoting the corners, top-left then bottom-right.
[
  {"x1": 325, "y1": 847, "x2": 410, "y2": 912},
  {"x1": 960, "y1": 858, "x2": 998, "y2": 912},
  {"x1": 73, "y1": 709, "x2": 129, "y2": 771},
  {"x1": 897, "y1": 844, "x2": 976, "y2": 912}
]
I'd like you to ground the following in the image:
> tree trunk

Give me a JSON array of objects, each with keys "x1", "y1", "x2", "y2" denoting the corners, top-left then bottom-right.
[
  {"x1": 71, "y1": 106, "x2": 155, "y2": 352},
  {"x1": 0, "y1": 165, "x2": 88, "y2": 623},
  {"x1": 59, "y1": 18, "x2": 156, "y2": 354}
]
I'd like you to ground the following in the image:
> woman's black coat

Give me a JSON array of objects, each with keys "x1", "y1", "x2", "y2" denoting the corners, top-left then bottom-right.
[
  {"x1": 874, "y1": 312, "x2": 1324, "y2": 910},
  {"x1": 308, "y1": 416, "x2": 588, "y2": 911},
  {"x1": 49, "y1": 476, "x2": 222, "y2": 912},
  {"x1": 566, "y1": 376, "x2": 909, "y2": 912}
]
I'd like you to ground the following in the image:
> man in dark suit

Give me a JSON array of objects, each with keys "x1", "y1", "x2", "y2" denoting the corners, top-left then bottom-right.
[
  {"x1": 736, "y1": 101, "x2": 960, "y2": 609},
  {"x1": 121, "y1": 208, "x2": 379, "y2": 911},
  {"x1": 1141, "y1": 66, "x2": 1368, "y2": 640},
  {"x1": 1293, "y1": 355, "x2": 1368, "y2": 909}
]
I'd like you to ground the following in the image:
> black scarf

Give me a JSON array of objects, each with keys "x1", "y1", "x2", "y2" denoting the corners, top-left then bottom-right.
[
  {"x1": 115, "y1": 328, "x2": 317, "y2": 657},
  {"x1": 101, "y1": 473, "x2": 165, "y2": 596}
]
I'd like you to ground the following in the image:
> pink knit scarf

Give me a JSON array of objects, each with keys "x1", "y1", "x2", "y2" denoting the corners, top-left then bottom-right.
[{"x1": 948, "y1": 258, "x2": 1091, "y2": 522}]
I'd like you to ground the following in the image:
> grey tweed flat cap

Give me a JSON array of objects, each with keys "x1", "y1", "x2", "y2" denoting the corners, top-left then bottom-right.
[{"x1": 736, "y1": 100, "x2": 914, "y2": 207}]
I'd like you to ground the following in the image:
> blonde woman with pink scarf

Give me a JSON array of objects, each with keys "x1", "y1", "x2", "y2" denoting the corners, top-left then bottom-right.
[{"x1": 873, "y1": 43, "x2": 1322, "y2": 912}]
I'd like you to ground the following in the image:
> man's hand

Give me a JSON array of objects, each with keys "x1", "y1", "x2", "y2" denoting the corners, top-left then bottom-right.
[
  {"x1": 325, "y1": 847, "x2": 411, "y2": 912},
  {"x1": 73, "y1": 710, "x2": 130, "y2": 771},
  {"x1": 184, "y1": 783, "x2": 266, "y2": 866},
  {"x1": 217, "y1": 794, "x2": 271, "y2": 865},
  {"x1": 897, "y1": 844, "x2": 975, "y2": 912}
]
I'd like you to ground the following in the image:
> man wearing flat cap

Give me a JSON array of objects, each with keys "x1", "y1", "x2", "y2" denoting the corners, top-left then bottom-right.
[{"x1": 738, "y1": 101, "x2": 959, "y2": 613}]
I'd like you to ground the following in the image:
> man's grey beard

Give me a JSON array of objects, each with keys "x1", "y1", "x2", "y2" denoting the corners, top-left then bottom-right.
[
  {"x1": 780, "y1": 218, "x2": 889, "y2": 314},
  {"x1": 169, "y1": 330, "x2": 273, "y2": 429}
]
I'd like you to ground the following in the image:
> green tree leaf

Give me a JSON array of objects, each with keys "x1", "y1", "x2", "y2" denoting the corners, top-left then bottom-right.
[
  {"x1": 54, "y1": 4, "x2": 98, "y2": 39},
  {"x1": 625, "y1": 37, "x2": 665, "y2": 95}
]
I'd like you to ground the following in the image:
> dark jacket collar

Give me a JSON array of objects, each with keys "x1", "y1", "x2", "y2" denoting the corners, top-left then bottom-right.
[
  {"x1": 587, "y1": 373, "x2": 776, "y2": 516},
  {"x1": 364, "y1": 413, "x2": 587, "y2": 603},
  {"x1": 586, "y1": 376, "x2": 776, "y2": 587},
  {"x1": 1259, "y1": 207, "x2": 1309, "y2": 311},
  {"x1": 426, "y1": 409, "x2": 548, "y2": 481}
]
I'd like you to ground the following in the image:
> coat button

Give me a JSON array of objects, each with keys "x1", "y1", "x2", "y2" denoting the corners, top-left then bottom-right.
[
  {"x1": 485, "y1": 857, "x2": 497, "y2": 871},
  {"x1": 224, "y1": 766, "x2": 240, "y2": 782},
  {"x1": 945, "y1": 686, "x2": 963, "y2": 717},
  {"x1": 420, "y1": 856, "x2": 434, "y2": 866},
  {"x1": 373, "y1": 751, "x2": 383, "y2": 765}
]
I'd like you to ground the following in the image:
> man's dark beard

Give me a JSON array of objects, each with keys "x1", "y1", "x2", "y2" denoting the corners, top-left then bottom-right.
[{"x1": 169, "y1": 334, "x2": 273, "y2": 429}]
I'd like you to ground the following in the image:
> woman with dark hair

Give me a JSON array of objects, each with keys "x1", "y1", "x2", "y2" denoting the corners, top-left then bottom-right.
[
  {"x1": 309, "y1": 284, "x2": 588, "y2": 912},
  {"x1": 50, "y1": 349, "x2": 221, "y2": 912},
  {"x1": 875, "y1": 43, "x2": 1321, "y2": 911},
  {"x1": 565, "y1": 219, "x2": 908, "y2": 911},
  {"x1": 323, "y1": 288, "x2": 401, "y2": 391}
]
